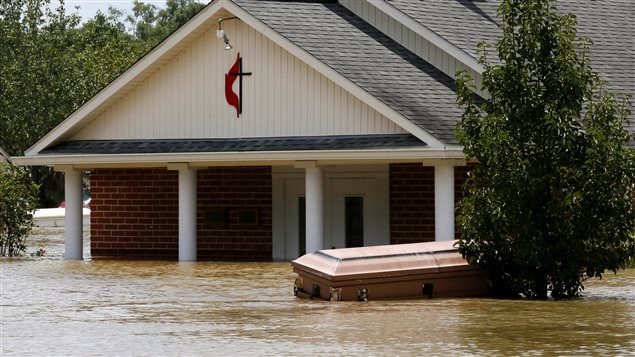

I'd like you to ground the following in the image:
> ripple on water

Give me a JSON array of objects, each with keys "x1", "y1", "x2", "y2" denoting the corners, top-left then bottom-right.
[{"x1": 1, "y1": 228, "x2": 634, "y2": 356}]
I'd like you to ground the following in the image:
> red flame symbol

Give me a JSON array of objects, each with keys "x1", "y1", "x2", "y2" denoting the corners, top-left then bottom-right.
[{"x1": 225, "y1": 53, "x2": 241, "y2": 118}]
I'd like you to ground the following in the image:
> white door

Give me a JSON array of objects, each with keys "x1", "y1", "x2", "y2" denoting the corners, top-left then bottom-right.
[
  {"x1": 278, "y1": 172, "x2": 389, "y2": 260},
  {"x1": 327, "y1": 178, "x2": 388, "y2": 249}
]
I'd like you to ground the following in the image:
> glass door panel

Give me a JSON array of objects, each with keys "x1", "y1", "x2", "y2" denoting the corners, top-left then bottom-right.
[{"x1": 345, "y1": 196, "x2": 364, "y2": 248}]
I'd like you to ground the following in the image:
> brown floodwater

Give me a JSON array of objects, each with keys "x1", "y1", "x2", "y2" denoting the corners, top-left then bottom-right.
[{"x1": 1, "y1": 228, "x2": 634, "y2": 356}]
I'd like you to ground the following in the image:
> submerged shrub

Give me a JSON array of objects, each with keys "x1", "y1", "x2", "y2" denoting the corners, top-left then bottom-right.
[{"x1": 0, "y1": 163, "x2": 39, "y2": 257}]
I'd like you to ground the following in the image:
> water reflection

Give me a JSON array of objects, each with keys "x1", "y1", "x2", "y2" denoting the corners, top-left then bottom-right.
[{"x1": 1, "y1": 229, "x2": 633, "y2": 356}]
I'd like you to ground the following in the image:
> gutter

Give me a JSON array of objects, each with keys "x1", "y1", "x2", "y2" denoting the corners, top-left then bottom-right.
[{"x1": 11, "y1": 147, "x2": 467, "y2": 168}]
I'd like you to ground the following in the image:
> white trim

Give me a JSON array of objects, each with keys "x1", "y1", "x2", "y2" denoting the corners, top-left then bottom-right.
[
  {"x1": 24, "y1": 0, "x2": 447, "y2": 157},
  {"x1": 422, "y1": 158, "x2": 467, "y2": 167},
  {"x1": 434, "y1": 165, "x2": 455, "y2": 242},
  {"x1": 293, "y1": 161, "x2": 318, "y2": 169},
  {"x1": 369, "y1": 0, "x2": 483, "y2": 75},
  {"x1": 167, "y1": 163, "x2": 196, "y2": 171},
  {"x1": 0, "y1": 147, "x2": 10, "y2": 164},
  {"x1": 12, "y1": 147, "x2": 466, "y2": 167}
]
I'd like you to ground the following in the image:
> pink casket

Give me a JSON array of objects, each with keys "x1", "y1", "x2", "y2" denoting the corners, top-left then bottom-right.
[{"x1": 292, "y1": 240, "x2": 491, "y2": 301}]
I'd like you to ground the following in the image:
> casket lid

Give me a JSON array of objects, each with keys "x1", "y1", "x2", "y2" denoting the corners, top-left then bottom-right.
[{"x1": 292, "y1": 240, "x2": 475, "y2": 281}]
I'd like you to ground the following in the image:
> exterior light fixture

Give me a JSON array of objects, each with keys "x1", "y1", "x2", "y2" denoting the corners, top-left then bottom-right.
[{"x1": 217, "y1": 16, "x2": 239, "y2": 50}]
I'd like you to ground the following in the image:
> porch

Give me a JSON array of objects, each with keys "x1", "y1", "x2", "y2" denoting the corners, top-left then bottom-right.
[{"x1": 57, "y1": 161, "x2": 470, "y2": 261}]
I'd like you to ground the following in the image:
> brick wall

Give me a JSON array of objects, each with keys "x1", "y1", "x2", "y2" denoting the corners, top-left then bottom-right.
[
  {"x1": 90, "y1": 169, "x2": 179, "y2": 259},
  {"x1": 389, "y1": 163, "x2": 474, "y2": 243},
  {"x1": 197, "y1": 167, "x2": 272, "y2": 260},
  {"x1": 389, "y1": 164, "x2": 435, "y2": 244},
  {"x1": 90, "y1": 166, "x2": 273, "y2": 260}
]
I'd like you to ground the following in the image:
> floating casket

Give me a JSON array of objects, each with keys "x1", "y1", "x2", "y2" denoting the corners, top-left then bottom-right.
[{"x1": 292, "y1": 240, "x2": 491, "y2": 301}]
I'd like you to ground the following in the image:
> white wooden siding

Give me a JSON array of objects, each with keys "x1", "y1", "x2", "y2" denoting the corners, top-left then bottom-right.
[
  {"x1": 72, "y1": 20, "x2": 405, "y2": 141},
  {"x1": 340, "y1": 0, "x2": 484, "y2": 92}
]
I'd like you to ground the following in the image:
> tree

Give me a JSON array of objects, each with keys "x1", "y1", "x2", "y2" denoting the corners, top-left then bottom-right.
[
  {"x1": 1, "y1": 0, "x2": 206, "y2": 206},
  {"x1": 126, "y1": 0, "x2": 205, "y2": 48},
  {"x1": 0, "y1": 0, "x2": 148, "y2": 206},
  {"x1": 0, "y1": 163, "x2": 39, "y2": 256},
  {"x1": 455, "y1": 0, "x2": 635, "y2": 299},
  {"x1": 0, "y1": 0, "x2": 149, "y2": 156}
]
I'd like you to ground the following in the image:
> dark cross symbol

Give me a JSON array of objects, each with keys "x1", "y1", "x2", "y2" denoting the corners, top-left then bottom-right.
[{"x1": 225, "y1": 53, "x2": 252, "y2": 117}]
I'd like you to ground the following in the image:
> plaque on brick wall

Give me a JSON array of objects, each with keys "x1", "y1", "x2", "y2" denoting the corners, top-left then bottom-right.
[
  {"x1": 237, "y1": 209, "x2": 259, "y2": 225},
  {"x1": 206, "y1": 208, "x2": 227, "y2": 226}
]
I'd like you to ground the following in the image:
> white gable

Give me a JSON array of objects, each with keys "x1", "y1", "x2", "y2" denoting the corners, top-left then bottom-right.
[{"x1": 72, "y1": 20, "x2": 406, "y2": 141}]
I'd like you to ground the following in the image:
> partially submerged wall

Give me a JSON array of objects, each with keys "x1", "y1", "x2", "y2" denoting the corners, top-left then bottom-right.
[
  {"x1": 90, "y1": 164, "x2": 471, "y2": 259},
  {"x1": 389, "y1": 163, "x2": 471, "y2": 244},
  {"x1": 90, "y1": 169, "x2": 179, "y2": 258},
  {"x1": 389, "y1": 164, "x2": 435, "y2": 244},
  {"x1": 197, "y1": 167, "x2": 272, "y2": 260},
  {"x1": 90, "y1": 167, "x2": 273, "y2": 260}
]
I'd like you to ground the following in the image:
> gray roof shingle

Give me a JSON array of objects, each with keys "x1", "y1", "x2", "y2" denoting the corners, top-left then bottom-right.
[
  {"x1": 234, "y1": 0, "x2": 465, "y2": 144},
  {"x1": 389, "y1": 0, "x2": 634, "y2": 134},
  {"x1": 43, "y1": 134, "x2": 426, "y2": 154},
  {"x1": 389, "y1": 0, "x2": 502, "y2": 60},
  {"x1": 234, "y1": 0, "x2": 633, "y2": 144}
]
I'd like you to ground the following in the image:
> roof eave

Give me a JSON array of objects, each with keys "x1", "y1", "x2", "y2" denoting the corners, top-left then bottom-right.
[{"x1": 12, "y1": 147, "x2": 467, "y2": 168}]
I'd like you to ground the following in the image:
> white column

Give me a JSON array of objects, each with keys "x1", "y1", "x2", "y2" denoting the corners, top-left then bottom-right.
[
  {"x1": 305, "y1": 167, "x2": 324, "y2": 253},
  {"x1": 64, "y1": 169, "x2": 83, "y2": 260},
  {"x1": 178, "y1": 168, "x2": 197, "y2": 261},
  {"x1": 434, "y1": 165, "x2": 455, "y2": 241}
]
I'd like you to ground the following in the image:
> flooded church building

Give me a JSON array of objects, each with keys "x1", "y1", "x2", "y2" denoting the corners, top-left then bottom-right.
[{"x1": 14, "y1": 0, "x2": 633, "y2": 261}]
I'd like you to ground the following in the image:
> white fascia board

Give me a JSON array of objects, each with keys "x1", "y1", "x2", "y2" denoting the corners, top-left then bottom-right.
[
  {"x1": 224, "y1": 2, "x2": 446, "y2": 148},
  {"x1": 11, "y1": 147, "x2": 466, "y2": 167},
  {"x1": 24, "y1": 0, "x2": 226, "y2": 157},
  {"x1": 370, "y1": 0, "x2": 483, "y2": 75}
]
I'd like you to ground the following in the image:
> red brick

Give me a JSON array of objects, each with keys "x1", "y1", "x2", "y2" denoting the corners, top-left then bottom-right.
[
  {"x1": 390, "y1": 164, "x2": 435, "y2": 244},
  {"x1": 90, "y1": 167, "x2": 272, "y2": 261}
]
